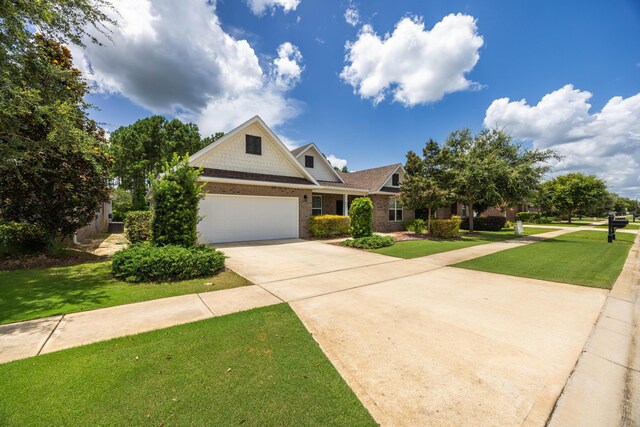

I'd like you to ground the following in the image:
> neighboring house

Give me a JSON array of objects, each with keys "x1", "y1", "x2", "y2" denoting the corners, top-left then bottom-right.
[
  {"x1": 188, "y1": 116, "x2": 414, "y2": 244},
  {"x1": 74, "y1": 201, "x2": 112, "y2": 242}
]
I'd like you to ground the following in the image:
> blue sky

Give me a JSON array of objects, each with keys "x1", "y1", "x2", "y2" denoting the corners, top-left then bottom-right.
[{"x1": 78, "y1": 0, "x2": 640, "y2": 196}]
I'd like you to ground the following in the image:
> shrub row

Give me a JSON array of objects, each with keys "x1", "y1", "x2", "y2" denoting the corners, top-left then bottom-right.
[
  {"x1": 124, "y1": 211, "x2": 153, "y2": 244},
  {"x1": 0, "y1": 222, "x2": 49, "y2": 255},
  {"x1": 430, "y1": 217, "x2": 461, "y2": 239},
  {"x1": 309, "y1": 215, "x2": 350, "y2": 238},
  {"x1": 340, "y1": 234, "x2": 394, "y2": 249},
  {"x1": 460, "y1": 215, "x2": 506, "y2": 231},
  {"x1": 514, "y1": 211, "x2": 552, "y2": 224},
  {"x1": 403, "y1": 218, "x2": 426, "y2": 234},
  {"x1": 112, "y1": 243, "x2": 226, "y2": 283}
]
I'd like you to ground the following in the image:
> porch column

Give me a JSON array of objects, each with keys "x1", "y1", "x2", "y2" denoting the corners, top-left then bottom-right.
[{"x1": 343, "y1": 193, "x2": 348, "y2": 216}]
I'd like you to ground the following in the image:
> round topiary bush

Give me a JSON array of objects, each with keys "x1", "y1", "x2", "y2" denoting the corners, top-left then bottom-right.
[
  {"x1": 349, "y1": 197, "x2": 373, "y2": 238},
  {"x1": 111, "y1": 243, "x2": 226, "y2": 282}
]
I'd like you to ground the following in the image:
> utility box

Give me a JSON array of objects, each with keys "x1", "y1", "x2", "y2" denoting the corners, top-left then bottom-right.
[{"x1": 514, "y1": 221, "x2": 524, "y2": 236}]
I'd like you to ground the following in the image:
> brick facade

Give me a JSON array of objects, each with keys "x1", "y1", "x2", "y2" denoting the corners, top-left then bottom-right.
[
  {"x1": 202, "y1": 182, "x2": 313, "y2": 238},
  {"x1": 369, "y1": 194, "x2": 415, "y2": 232}
]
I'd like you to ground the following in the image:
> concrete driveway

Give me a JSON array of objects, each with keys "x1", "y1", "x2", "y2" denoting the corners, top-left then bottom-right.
[{"x1": 220, "y1": 238, "x2": 607, "y2": 426}]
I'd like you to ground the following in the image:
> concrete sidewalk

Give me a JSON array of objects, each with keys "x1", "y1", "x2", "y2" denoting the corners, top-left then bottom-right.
[
  {"x1": 0, "y1": 285, "x2": 282, "y2": 364},
  {"x1": 547, "y1": 232, "x2": 640, "y2": 426}
]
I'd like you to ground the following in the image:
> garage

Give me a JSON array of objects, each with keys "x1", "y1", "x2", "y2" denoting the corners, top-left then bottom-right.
[{"x1": 198, "y1": 194, "x2": 299, "y2": 244}]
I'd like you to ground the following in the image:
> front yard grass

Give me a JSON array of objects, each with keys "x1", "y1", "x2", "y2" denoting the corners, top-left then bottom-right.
[
  {"x1": 372, "y1": 227, "x2": 558, "y2": 259},
  {"x1": 595, "y1": 222, "x2": 640, "y2": 230},
  {"x1": 453, "y1": 230, "x2": 635, "y2": 288},
  {"x1": 0, "y1": 261, "x2": 251, "y2": 325},
  {"x1": 0, "y1": 304, "x2": 376, "y2": 426}
]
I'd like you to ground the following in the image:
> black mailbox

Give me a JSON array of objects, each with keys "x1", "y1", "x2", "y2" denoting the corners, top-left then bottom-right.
[{"x1": 608, "y1": 215, "x2": 628, "y2": 243}]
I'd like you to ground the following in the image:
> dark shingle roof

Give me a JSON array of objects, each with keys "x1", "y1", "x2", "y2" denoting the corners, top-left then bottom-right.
[
  {"x1": 200, "y1": 168, "x2": 314, "y2": 185},
  {"x1": 290, "y1": 143, "x2": 313, "y2": 157},
  {"x1": 334, "y1": 164, "x2": 401, "y2": 192}
]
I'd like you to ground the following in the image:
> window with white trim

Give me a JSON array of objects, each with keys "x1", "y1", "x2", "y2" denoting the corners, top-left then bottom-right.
[
  {"x1": 392, "y1": 173, "x2": 400, "y2": 186},
  {"x1": 305, "y1": 155, "x2": 314, "y2": 168},
  {"x1": 388, "y1": 196, "x2": 403, "y2": 221},
  {"x1": 312, "y1": 195, "x2": 322, "y2": 216}
]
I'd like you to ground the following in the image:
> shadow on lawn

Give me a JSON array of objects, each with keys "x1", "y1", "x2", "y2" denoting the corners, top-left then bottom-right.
[{"x1": 0, "y1": 261, "x2": 114, "y2": 325}]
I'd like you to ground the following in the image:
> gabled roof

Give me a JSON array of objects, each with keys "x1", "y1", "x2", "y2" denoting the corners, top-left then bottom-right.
[
  {"x1": 336, "y1": 164, "x2": 403, "y2": 192},
  {"x1": 291, "y1": 143, "x2": 344, "y2": 184},
  {"x1": 189, "y1": 115, "x2": 318, "y2": 185}
]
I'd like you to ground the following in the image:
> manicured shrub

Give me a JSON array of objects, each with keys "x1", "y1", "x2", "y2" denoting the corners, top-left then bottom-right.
[
  {"x1": 533, "y1": 217, "x2": 552, "y2": 224},
  {"x1": 403, "y1": 218, "x2": 426, "y2": 234},
  {"x1": 430, "y1": 218, "x2": 461, "y2": 239},
  {"x1": 111, "y1": 243, "x2": 226, "y2": 282},
  {"x1": 309, "y1": 215, "x2": 350, "y2": 238},
  {"x1": 505, "y1": 220, "x2": 515, "y2": 228},
  {"x1": 151, "y1": 155, "x2": 204, "y2": 247},
  {"x1": 515, "y1": 211, "x2": 541, "y2": 222},
  {"x1": 0, "y1": 222, "x2": 49, "y2": 255},
  {"x1": 349, "y1": 197, "x2": 373, "y2": 238},
  {"x1": 341, "y1": 234, "x2": 394, "y2": 249},
  {"x1": 125, "y1": 211, "x2": 153, "y2": 244},
  {"x1": 460, "y1": 216, "x2": 506, "y2": 231}
]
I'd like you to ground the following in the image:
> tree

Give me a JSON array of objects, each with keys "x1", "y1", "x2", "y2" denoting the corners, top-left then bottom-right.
[
  {"x1": 109, "y1": 116, "x2": 209, "y2": 210},
  {"x1": 201, "y1": 132, "x2": 225, "y2": 147},
  {"x1": 540, "y1": 173, "x2": 608, "y2": 222},
  {"x1": 400, "y1": 140, "x2": 451, "y2": 232},
  {"x1": 151, "y1": 155, "x2": 205, "y2": 247},
  {"x1": 0, "y1": 34, "x2": 110, "y2": 240},
  {"x1": 439, "y1": 128, "x2": 556, "y2": 232}
]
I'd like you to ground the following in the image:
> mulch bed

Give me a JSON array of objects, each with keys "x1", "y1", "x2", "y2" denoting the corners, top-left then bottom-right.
[{"x1": 0, "y1": 250, "x2": 105, "y2": 271}]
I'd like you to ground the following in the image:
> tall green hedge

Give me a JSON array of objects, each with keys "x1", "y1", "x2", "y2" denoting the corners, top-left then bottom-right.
[
  {"x1": 349, "y1": 197, "x2": 373, "y2": 238},
  {"x1": 151, "y1": 155, "x2": 204, "y2": 247}
]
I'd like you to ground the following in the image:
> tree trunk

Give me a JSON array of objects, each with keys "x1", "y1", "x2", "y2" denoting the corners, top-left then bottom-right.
[
  {"x1": 468, "y1": 201, "x2": 474, "y2": 232},
  {"x1": 427, "y1": 208, "x2": 432, "y2": 234}
]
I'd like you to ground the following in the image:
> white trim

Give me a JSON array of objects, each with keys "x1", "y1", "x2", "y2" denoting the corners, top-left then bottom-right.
[
  {"x1": 374, "y1": 164, "x2": 406, "y2": 193},
  {"x1": 293, "y1": 143, "x2": 345, "y2": 183},
  {"x1": 388, "y1": 196, "x2": 404, "y2": 222},
  {"x1": 189, "y1": 116, "x2": 319, "y2": 186},
  {"x1": 198, "y1": 176, "x2": 317, "y2": 189},
  {"x1": 314, "y1": 186, "x2": 368, "y2": 195}
]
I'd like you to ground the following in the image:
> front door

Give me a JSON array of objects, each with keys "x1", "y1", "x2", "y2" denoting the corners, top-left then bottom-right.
[{"x1": 336, "y1": 199, "x2": 344, "y2": 216}]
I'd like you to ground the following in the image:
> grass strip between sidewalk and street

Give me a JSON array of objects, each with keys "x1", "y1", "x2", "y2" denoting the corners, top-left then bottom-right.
[{"x1": 0, "y1": 304, "x2": 376, "y2": 426}]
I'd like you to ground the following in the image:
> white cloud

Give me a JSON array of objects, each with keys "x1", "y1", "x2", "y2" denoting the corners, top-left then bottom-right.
[
  {"x1": 272, "y1": 42, "x2": 304, "y2": 89},
  {"x1": 246, "y1": 0, "x2": 300, "y2": 15},
  {"x1": 484, "y1": 85, "x2": 640, "y2": 197},
  {"x1": 326, "y1": 154, "x2": 348, "y2": 170},
  {"x1": 340, "y1": 13, "x2": 483, "y2": 106},
  {"x1": 72, "y1": 0, "x2": 303, "y2": 136},
  {"x1": 344, "y1": 5, "x2": 360, "y2": 27}
]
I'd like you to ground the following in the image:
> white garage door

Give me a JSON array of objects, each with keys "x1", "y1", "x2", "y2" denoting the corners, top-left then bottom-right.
[{"x1": 198, "y1": 194, "x2": 299, "y2": 244}]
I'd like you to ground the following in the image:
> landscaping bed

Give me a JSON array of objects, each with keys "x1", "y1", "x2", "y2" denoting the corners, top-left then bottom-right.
[
  {"x1": 0, "y1": 304, "x2": 376, "y2": 426},
  {"x1": 0, "y1": 261, "x2": 251, "y2": 325},
  {"x1": 453, "y1": 230, "x2": 635, "y2": 288}
]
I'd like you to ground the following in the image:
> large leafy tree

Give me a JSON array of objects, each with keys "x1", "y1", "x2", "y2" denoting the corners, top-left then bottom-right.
[
  {"x1": 439, "y1": 128, "x2": 556, "y2": 232},
  {"x1": 540, "y1": 173, "x2": 608, "y2": 222},
  {"x1": 109, "y1": 117, "x2": 211, "y2": 210},
  {"x1": 401, "y1": 140, "x2": 451, "y2": 232},
  {"x1": 0, "y1": 32, "x2": 111, "y2": 239}
]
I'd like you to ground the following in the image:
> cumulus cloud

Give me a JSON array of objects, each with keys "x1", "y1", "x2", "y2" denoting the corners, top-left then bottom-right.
[
  {"x1": 272, "y1": 42, "x2": 304, "y2": 89},
  {"x1": 484, "y1": 85, "x2": 640, "y2": 197},
  {"x1": 72, "y1": 0, "x2": 303, "y2": 135},
  {"x1": 246, "y1": 0, "x2": 300, "y2": 15},
  {"x1": 344, "y1": 5, "x2": 360, "y2": 26},
  {"x1": 340, "y1": 13, "x2": 483, "y2": 106},
  {"x1": 326, "y1": 155, "x2": 348, "y2": 170}
]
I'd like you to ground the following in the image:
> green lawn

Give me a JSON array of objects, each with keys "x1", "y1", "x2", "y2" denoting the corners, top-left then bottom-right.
[
  {"x1": 595, "y1": 222, "x2": 640, "y2": 230},
  {"x1": 453, "y1": 230, "x2": 635, "y2": 288},
  {"x1": 0, "y1": 261, "x2": 251, "y2": 325},
  {"x1": 372, "y1": 227, "x2": 559, "y2": 259},
  {"x1": 0, "y1": 304, "x2": 376, "y2": 426}
]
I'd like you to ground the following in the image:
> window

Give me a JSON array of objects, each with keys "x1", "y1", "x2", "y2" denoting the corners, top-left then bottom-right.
[
  {"x1": 312, "y1": 195, "x2": 322, "y2": 216},
  {"x1": 392, "y1": 173, "x2": 400, "y2": 186},
  {"x1": 305, "y1": 155, "x2": 314, "y2": 168},
  {"x1": 245, "y1": 135, "x2": 261, "y2": 155},
  {"x1": 388, "y1": 196, "x2": 403, "y2": 221}
]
